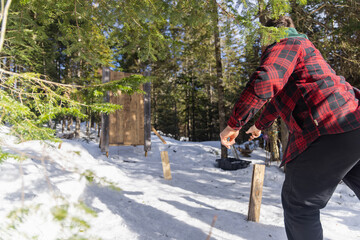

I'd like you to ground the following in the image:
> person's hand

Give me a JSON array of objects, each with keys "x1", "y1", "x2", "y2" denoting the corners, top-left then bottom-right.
[
  {"x1": 220, "y1": 126, "x2": 239, "y2": 149},
  {"x1": 246, "y1": 125, "x2": 261, "y2": 141}
]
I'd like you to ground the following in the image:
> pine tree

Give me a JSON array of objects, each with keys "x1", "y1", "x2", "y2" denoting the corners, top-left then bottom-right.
[{"x1": 0, "y1": 0, "x2": 148, "y2": 154}]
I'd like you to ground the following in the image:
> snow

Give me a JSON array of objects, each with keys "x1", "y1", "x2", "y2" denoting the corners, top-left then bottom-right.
[{"x1": 0, "y1": 125, "x2": 359, "y2": 240}]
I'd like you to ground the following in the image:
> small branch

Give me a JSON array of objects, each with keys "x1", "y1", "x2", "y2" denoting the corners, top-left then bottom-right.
[
  {"x1": 332, "y1": 52, "x2": 360, "y2": 65},
  {"x1": 216, "y1": 2, "x2": 236, "y2": 20},
  {"x1": 309, "y1": 3, "x2": 327, "y2": 15},
  {"x1": 334, "y1": 5, "x2": 350, "y2": 8},
  {"x1": 206, "y1": 0, "x2": 238, "y2": 22},
  {"x1": 122, "y1": 4, "x2": 143, "y2": 29}
]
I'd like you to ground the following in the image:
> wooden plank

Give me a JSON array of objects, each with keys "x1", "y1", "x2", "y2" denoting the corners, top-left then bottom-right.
[
  {"x1": 130, "y1": 93, "x2": 138, "y2": 144},
  {"x1": 100, "y1": 67, "x2": 110, "y2": 155},
  {"x1": 123, "y1": 94, "x2": 133, "y2": 145},
  {"x1": 109, "y1": 72, "x2": 125, "y2": 145},
  {"x1": 109, "y1": 91, "x2": 116, "y2": 144},
  {"x1": 160, "y1": 151, "x2": 172, "y2": 180},
  {"x1": 118, "y1": 92, "x2": 125, "y2": 144},
  {"x1": 107, "y1": 71, "x2": 146, "y2": 146},
  {"x1": 109, "y1": 71, "x2": 126, "y2": 145},
  {"x1": 138, "y1": 90, "x2": 145, "y2": 145},
  {"x1": 144, "y1": 82, "x2": 151, "y2": 153},
  {"x1": 247, "y1": 164, "x2": 265, "y2": 222},
  {"x1": 114, "y1": 91, "x2": 122, "y2": 144},
  {"x1": 136, "y1": 86, "x2": 144, "y2": 145}
]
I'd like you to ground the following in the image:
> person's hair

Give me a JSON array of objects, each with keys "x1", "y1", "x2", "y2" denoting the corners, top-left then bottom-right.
[{"x1": 265, "y1": 16, "x2": 295, "y2": 28}]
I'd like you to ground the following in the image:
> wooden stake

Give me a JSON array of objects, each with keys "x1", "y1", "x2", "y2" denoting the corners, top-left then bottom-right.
[
  {"x1": 152, "y1": 127, "x2": 167, "y2": 144},
  {"x1": 206, "y1": 215, "x2": 218, "y2": 240},
  {"x1": 247, "y1": 164, "x2": 265, "y2": 222},
  {"x1": 160, "y1": 151, "x2": 172, "y2": 180}
]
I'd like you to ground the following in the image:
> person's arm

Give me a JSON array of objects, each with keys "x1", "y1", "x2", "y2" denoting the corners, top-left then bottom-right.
[
  {"x1": 227, "y1": 38, "x2": 302, "y2": 131},
  {"x1": 255, "y1": 97, "x2": 280, "y2": 130},
  {"x1": 353, "y1": 87, "x2": 360, "y2": 99}
]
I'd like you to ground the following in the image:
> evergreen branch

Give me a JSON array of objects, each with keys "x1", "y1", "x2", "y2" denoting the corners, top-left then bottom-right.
[
  {"x1": 215, "y1": 1, "x2": 237, "y2": 21},
  {"x1": 0, "y1": 79, "x2": 124, "y2": 116},
  {"x1": 0, "y1": 68, "x2": 84, "y2": 88},
  {"x1": 0, "y1": 68, "x2": 147, "y2": 92}
]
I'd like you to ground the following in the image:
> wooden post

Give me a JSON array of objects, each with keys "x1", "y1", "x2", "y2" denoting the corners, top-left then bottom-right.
[
  {"x1": 100, "y1": 67, "x2": 110, "y2": 156},
  {"x1": 248, "y1": 164, "x2": 265, "y2": 222},
  {"x1": 160, "y1": 151, "x2": 172, "y2": 180},
  {"x1": 152, "y1": 127, "x2": 167, "y2": 144},
  {"x1": 144, "y1": 81, "x2": 151, "y2": 156}
]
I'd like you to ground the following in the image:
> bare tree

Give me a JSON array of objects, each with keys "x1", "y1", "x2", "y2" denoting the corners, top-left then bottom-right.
[
  {"x1": 212, "y1": 0, "x2": 227, "y2": 158},
  {"x1": 0, "y1": 0, "x2": 12, "y2": 53}
]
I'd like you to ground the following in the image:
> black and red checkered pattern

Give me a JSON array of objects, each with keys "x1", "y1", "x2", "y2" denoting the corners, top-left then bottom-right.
[{"x1": 227, "y1": 37, "x2": 360, "y2": 166}]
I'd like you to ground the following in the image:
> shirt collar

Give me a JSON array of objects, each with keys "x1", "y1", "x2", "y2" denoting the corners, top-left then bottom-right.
[{"x1": 284, "y1": 27, "x2": 308, "y2": 39}]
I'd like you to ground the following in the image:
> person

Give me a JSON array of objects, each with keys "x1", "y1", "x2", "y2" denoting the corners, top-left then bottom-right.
[{"x1": 219, "y1": 16, "x2": 360, "y2": 240}]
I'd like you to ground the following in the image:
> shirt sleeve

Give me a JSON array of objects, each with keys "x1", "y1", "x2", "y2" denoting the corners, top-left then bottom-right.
[
  {"x1": 353, "y1": 87, "x2": 360, "y2": 99},
  {"x1": 227, "y1": 38, "x2": 302, "y2": 130},
  {"x1": 255, "y1": 98, "x2": 279, "y2": 130}
]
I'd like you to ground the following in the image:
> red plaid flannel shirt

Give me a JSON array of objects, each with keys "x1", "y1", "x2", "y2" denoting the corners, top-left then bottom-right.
[{"x1": 227, "y1": 37, "x2": 360, "y2": 166}]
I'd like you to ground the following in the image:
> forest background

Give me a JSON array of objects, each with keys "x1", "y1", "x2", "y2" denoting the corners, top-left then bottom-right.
[{"x1": 0, "y1": 0, "x2": 359, "y2": 161}]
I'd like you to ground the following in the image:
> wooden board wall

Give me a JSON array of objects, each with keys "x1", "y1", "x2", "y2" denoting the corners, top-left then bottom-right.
[{"x1": 108, "y1": 71, "x2": 145, "y2": 146}]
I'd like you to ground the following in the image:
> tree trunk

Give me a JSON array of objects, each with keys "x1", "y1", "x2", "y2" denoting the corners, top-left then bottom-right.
[
  {"x1": 153, "y1": 91, "x2": 157, "y2": 129},
  {"x1": 191, "y1": 76, "x2": 196, "y2": 141},
  {"x1": 0, "y1": 0, "x2": 12, "y2": 53},
  {"x1": 74, "y1": 56, "x2": 82, "y2": 139},
  {"x1": 269, "y1": 120, "x2": 280, "y2": 163},
  {"x1": 97, "y1": 123, "x2": 101, "y2": 137},
  {"x1": 62, "y1": 117, "x2": 66, "y2": 133},
  {"x1": 212, "y1": 0, "x2": 227, "y2": 158},
  {"x1": 280, "y1": 119, "x2": 289, "y2": 159},
  {"x1": 186, "y1": 89, "x2": 190, "y2": 140},
  {"x1": 94, "y1": 119, "x2": 97, "y2": 132},
  {"x1": 75, "y1": 117, "x2": 81, "y2": 138},
  {"x1": 174, "y1": 98, "x2": 179, "y2": 140},
  {"x1": 86, "y1": 109, "x2": 91, "y2": 137},
  {"x1": 206, "y1": 80, "x2": 212, "y2": 140},
  {"x1": 48, "y1": 119, "x2": 53, "y2": 129},
  {"x1": 67, "y1": 117, "x2": 73, "y2": 131},
  {"x1": 258, "y1": 0, "x2": 281, "y2": 163}
]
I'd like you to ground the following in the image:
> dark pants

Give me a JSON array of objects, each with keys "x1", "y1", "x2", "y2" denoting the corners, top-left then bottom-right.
[{"x1": 282, "y1": 128, "x2": 360, "y2": 240}]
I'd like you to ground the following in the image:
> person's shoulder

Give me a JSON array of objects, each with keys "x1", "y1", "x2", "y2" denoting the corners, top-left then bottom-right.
[
  {"x1": 262, "y1": 38, "x2": 304, "y2": 60},
  {"x1": 280, "y1": 37, "x2": 304, "y2": 45},
  {"x1": 266, "y1": 38, "x2": 303, "y2": 51}
]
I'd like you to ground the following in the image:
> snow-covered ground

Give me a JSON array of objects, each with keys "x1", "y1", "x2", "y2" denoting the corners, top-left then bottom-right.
[{"x1": 0, "y1": 125, "x2": 359, "y2": 240}]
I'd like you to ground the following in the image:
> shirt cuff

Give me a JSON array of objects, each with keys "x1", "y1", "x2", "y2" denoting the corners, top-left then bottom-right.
[
  {"x1": 254, "y1": 120, "x2": 267, "y2": 130},
  {"x1": 227, "y1": 115, "x2": 242, "y2": 130}
]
